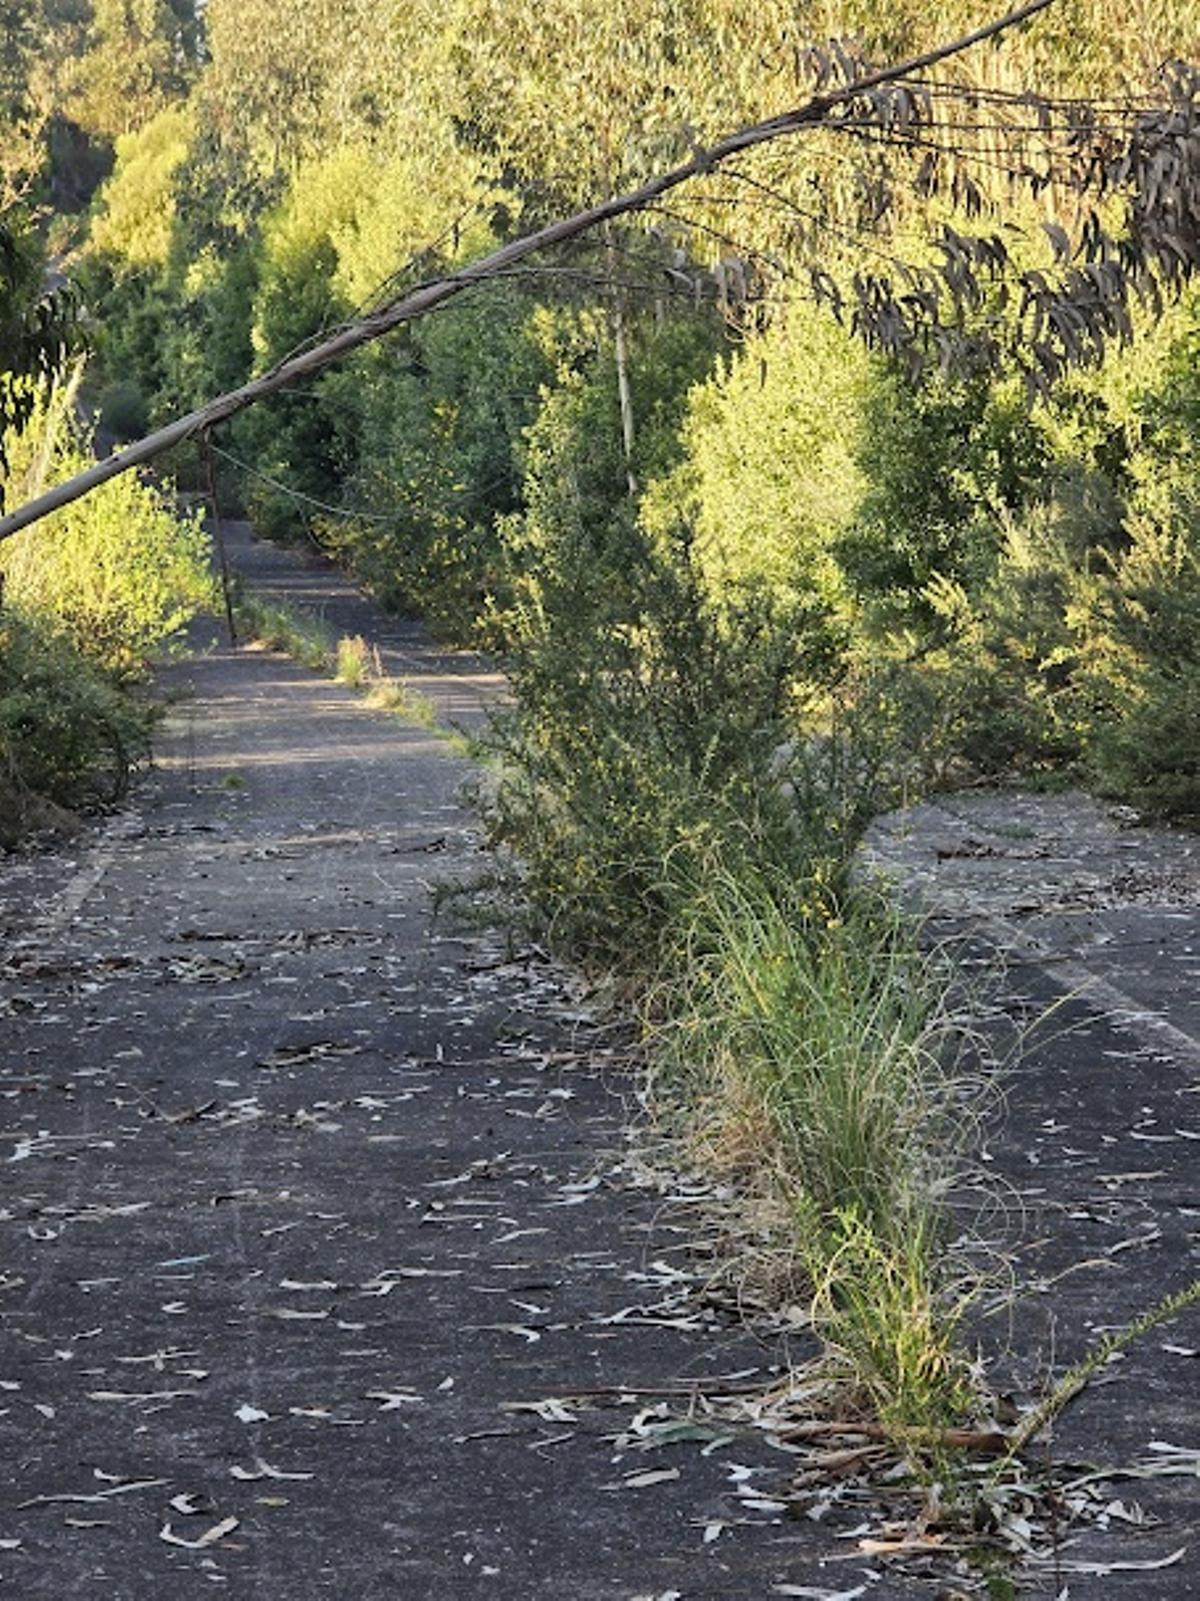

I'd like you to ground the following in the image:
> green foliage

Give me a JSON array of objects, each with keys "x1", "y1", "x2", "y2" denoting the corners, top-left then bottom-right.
[
  {"x1": 500, "y1": 309, "x2": 720, "y2": 594},
  {"x1": 1082, "y1": 518, "x2": 1200, "y2": 819},
  {"x1": 199, "y1": 0, "x2": 466, "y2": 182},
  {"x1": 0, "y1": 215, "x2": 76, "y2": 487},
  {"x1": 639, "y1": 305, "x2": 870, "y2": 698},
  {"x1": 482, "y1": 515, "x2": 810, "y2": 965},
  {"x1": 0, "y1": 1, "x2": 38, "y2": 118},
  {"x1": 1081, "y1": 298, "x2": 1200, "y2": 817},
  {"x1": 1, "y1": 381, "x2": 212, "y2": 676},
  {"x1": 70, "y1": 0, "x2": 1200, "y2": 842},
  {"x1": 0, "y1": 610, "x2": 150, "y2": 831},
  {"x1": 226, "y1": 140, "x2": 496, "y2": 550},
  {"x1": 89, "y1": 105, "x2": 194, "y2": 273},
  {"x1": 321, "y1": 288, "x2": 551, "y2": 630},
  {"x1": 96, "y1": 378, "x2": 148, "y2": 441},
  {"x1": 475, "y1": 310, "x2": 835, "y2": 962},
  {"x1": 484, "y1": 503, "x2": 909, "y2": 970},
  {"x1": 666, "y1": 871, "x2": 962, "y2": 1230},
  {"x1": 234, "y1": 594, "x2": 336, "y2": 672},
  {"x1": 655, "y1": 859, "x2": 985, "y2": 1442},
  {"x1": 815, "y1": 290, "x2": 1200, "y2": 811},
  {"x1": 225, "y1": 156, "x2": 360, "y2": 541},
  {"x1": 0, "y1": 0, "x2": 47, "y2": 206},
  {"x1": 837, "y1": 369, "x2": 1051, "y2": 623},
  {"x1": 66, "y1": 0, "x2": 189, "y2": 143},
  {"x1": 643, "y1": 304, "x2": 869, "y2": 605},
  {"x1": 870, "y1": 502, "x2": 1090, "y2": 784}
]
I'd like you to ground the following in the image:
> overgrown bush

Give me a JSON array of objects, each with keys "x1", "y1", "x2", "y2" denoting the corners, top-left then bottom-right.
[
  {"x1": 641, "y1": 303, "x2": 869, "y2": 630},
  {"x1": 96, "y1": 378, "x2": 149, "y2": 442},
  {"x1": 482, "y1": 532, "x2": 807, "y2": 964},
  {"x1": 318, "y1": 289, "x2": 554, "y2": 635},
  {"x1": 1082, "y1": 512, "x2": 1200, "y2": 818},
  {"x1": 0, "y1": 378, "x2": 211, "y2": 842},
  {"x1": 1, "y1": 380, "x2": 212, "y2": 677},
  {"x1": 0, "y1": 611, "x2": 152, "y2": 835}
]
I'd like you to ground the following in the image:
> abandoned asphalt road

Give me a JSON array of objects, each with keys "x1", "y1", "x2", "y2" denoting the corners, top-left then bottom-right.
[
  {"x1": 2, "y1": 523, "x2": 1198, "y2": 1599},
  {"x1": 0, "y1": 528, "x2": 852, "y2": 1601}
]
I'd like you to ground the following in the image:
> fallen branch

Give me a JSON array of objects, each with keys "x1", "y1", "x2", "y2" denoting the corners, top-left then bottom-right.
[
  {"x1": 0, "y1": 0, "x2": 1055, "y2": 543},
  {"x1": 782, "y1": 1418, "x2": 1011, "y2": 1454}
]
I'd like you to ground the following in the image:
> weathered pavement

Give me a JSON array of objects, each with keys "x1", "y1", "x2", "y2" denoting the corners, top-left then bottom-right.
[
  {"x1": 3, "y1": 522, "x2": 1198, "y2": 1598},
  {"x1": 223, "y1": 519, "x2": 507, "y2": 734},
  {"x1": 866, "y1": 794, "x2": 1200, "y2": 1595},
  {"x1": 0, "y1": 531, "x2": 847, "y2": 1601}
]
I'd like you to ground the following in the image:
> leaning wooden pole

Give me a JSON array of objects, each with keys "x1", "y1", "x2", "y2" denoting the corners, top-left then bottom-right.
[
  {"x1": 200, "y1": 429, "x2": 238, "y2": 646},
  {"x1": 0, "y1": 0, "x2": 1054, "y2": 546}
]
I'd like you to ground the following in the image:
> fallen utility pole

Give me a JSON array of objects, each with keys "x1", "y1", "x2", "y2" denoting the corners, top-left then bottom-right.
[{"x1": 0, "y1": 0, "x2": 1054, "y2": 545}]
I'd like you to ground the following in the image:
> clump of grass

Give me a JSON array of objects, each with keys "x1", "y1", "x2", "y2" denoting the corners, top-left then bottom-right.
[
  {"x1": 237, "y1": 594, "x2": 336, "y2": 672},
  {"x1": 335, "y1": 632, "x2": 371, "y2": 687},
  {"x1": 366, "y1": 676, "x2": 436, "y2": 727},
  {"x1": 653, "y1": 860, "x2": 989, "y2": 1450},
  {"x1": 804, "y1": 1206, "x2": 978, "y2": 1444},
  {"x1": 236, "y1": 595, "x2": 467, "y2": 751}
]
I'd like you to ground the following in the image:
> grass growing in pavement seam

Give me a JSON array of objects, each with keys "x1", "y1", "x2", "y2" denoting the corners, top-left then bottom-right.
[
  {"x1": 235, "y1": 594, "x2": 336, "y2": 673},
  {"x1": 652, "y1": 857, "x2": 992, "y2": 1459},
  {"x1": 234, "y1": 595, "x2": 469, "y2": 755},
  {"x1": 650, "y1": 848, "x2": 1200, "y2": 1532}
]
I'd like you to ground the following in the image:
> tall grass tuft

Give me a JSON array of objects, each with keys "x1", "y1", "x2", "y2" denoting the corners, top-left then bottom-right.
[
  {"x1": 654, "y1": 861, "x2": 987, "y2": 1444},
  {"x1": 237, "y1": 594, "x2": 337, "y2": 672},
  {"x1": 237, "y1": 597, "x2": 466, "y2": 750}
]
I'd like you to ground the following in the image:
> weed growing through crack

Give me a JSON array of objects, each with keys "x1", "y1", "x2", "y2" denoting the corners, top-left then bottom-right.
[
  {"x1": 236, "y1": 594, "x2": 335, "y2": 673},
  {"x1": 998, "y1": 1274, "x2": 1200, "y2": 1466},
  {"x1": 651, "y1": 859, "x2": 995, "y2": 1461},
  {"x1": 235, "y1": 597, "x2": 468, "y2": 752},
  {"x1": 335, "y1": 632, "x2": 372, "y2": 687}
]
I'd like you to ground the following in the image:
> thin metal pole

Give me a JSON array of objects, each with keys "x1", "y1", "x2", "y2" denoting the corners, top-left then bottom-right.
[{"x1": 201, "y1": 429, "x2": 238, "y2": 646}]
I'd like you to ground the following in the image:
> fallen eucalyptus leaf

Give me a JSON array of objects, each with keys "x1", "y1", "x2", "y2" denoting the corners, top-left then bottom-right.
[
  {"x1": 230, "y1": 1457, "x2": 313, "y2": 1482},
  {"x1": 1037, "y1": 1545, "x2": 1186, "y2": 1575},
  {"x1": 773, "y1": 1586, "x2": 869, "y2": 1600},
  {"x1": 620, "y1": 1467, "x2": 681, "y2": 1489},
  {"x1": 159, "y1": 1515, "x2": 239, "y2": 1549}
]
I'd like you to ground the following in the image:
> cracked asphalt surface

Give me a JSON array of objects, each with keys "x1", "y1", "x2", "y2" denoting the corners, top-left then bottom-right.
[{"x1": 867, "y1": 790, "x2": 1200, "y2": 1597}]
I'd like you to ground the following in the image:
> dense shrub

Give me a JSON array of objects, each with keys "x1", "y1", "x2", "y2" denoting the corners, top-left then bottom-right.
[
  {"x1": 318, "y1": 289, "x2": 553, "y2": 634},
  {"x1": 642, "y1": 304, "x2": 869, "y2": 627},
  {"x1": 1082, "y1": 511, "x2": 1200, "y2": 818},
  {"x1": 0, "y1": 612, "x2": 152, "y2": 832},
  {"x1": 0, "y1": 381, "x2": 210, "y2": 841},
  {"x1": 837, "y1": 369, "x2": 1050, "y2": 624},
  {"x1": 482, "y1": 523, "x2": 806, "y2": 964},
  {"x1": 1, "y1": 383, "x2": 212, "y2": 677}
]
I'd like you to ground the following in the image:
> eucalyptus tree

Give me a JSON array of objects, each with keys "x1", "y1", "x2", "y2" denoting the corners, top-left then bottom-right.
[
  {"x1": 0, "y1": 219, "x2": 77, "y2": 497},
  {"x1": 0, "y1": 0, "x2": 52, "y2": 207},
  {"x1": 5, "y1": 0, "x2": 1200, "y2": 541},
  {"x1": 66, "y1": 0, "x2": 193, "y2": 142}
]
